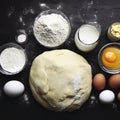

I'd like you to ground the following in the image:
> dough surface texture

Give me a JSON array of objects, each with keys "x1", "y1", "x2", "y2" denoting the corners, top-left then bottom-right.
[{"x1": 29, "y1": 49, "x2": 92, "y2": 111}]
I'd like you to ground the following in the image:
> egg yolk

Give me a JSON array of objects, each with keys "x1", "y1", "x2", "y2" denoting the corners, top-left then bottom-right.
[
  {"x1": 101, "y1": 47, "x2": 120, "y2": 70},
  {"x1": 104, "y1": 51, "x2": 116, "y2": 62}
]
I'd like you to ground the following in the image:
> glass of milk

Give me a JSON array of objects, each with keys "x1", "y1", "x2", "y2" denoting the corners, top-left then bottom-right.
[{"x1": 74, "y1": 22, "x2": 101, "y2": 52}]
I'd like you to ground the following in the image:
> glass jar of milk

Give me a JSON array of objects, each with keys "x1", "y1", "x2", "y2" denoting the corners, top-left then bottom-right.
[{"x1": 74, "y1": 23, "x2": 101, "y2": 52}]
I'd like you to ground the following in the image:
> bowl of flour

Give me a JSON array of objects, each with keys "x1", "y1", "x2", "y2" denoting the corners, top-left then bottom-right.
[
  {"x1": 0, "y1": 43, "x2": 27, "y2": 75},
  {"x1": 33, "y1": 9, "x2": 71, "y2": 48}
]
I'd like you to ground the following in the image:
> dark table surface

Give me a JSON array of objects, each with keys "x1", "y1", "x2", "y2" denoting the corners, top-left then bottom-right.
[{"x1": 0, "y1": 0, "x2": 120, "y2": 120}]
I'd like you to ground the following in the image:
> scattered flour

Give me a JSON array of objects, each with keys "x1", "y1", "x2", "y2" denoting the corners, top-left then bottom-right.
[
  {"x1": 56, "y1": 3, "x2": 63, "y2": 10},
  {"x1": 7, "y1": 6, "x2": 15, "y2": 17},
  {"x1": 72, "y1": 76, "x2": 81, "y2": 91},
  {"x1": 39, "y1": 3, "x2": 50, "y2": 9}
]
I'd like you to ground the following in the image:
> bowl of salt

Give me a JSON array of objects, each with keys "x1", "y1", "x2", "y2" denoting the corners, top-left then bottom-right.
[{"x1": 0, "y1": 43, "x2": 27, "y2": 75}]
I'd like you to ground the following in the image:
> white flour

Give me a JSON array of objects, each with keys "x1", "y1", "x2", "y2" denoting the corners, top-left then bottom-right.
[
  {"x1": 0, "y1": 47, "x2": 26, "y2": 73},
  {"x1": 33, "y1": 13, "x2": 70, "y2": 47},
  {"x1": 72, "y1": 76, "x2": 81, "y2": 91}
]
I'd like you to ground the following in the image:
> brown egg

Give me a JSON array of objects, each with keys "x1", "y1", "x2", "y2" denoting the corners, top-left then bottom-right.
[
  {"x1": 108, "y1": 74, "x2": 120, "y2": 89},
  {"x1": 117, "y1": 92, "x2": 120, "y2": 101},
  {"x1": 93, "y1": 73, "x2": 106, "y2": 90}
]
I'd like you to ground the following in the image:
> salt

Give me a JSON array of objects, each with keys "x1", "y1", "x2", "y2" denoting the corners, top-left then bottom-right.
[
  {"x1": 17, "y1": 34, "x2": 27, "y2": 43},
  {"x1": 0, "y1": 47, "x2": 26, "y2": 74}
]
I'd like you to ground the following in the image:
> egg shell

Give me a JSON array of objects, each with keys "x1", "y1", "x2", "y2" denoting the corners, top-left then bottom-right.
[
  {"x1": 3, "y1": 80, "x2": 25, "y2": 97},
  {"x1": 109, "y1": 74, "x2": 120, "y2": 89},
  {"x1": 93, "y1": 73, "x2": 106, "y2": 90},
  {"x1": 117, "y1": 92, "x2": 120, "y2": 101},
  {"x1": 99, "y1": 90, "x2": 115, "y2": 103}
]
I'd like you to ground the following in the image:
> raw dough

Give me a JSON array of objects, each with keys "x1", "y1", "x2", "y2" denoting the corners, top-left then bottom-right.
[{"x1": 29, "y1": 49, "x2": 92, "y2": 111}]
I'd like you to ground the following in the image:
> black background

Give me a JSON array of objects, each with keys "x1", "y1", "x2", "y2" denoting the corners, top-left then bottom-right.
[{"x1": 0, "y1": 0, "x2": 120, "y2": 120}]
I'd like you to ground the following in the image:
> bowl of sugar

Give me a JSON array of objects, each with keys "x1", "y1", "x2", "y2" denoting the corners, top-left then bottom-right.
[{"x1": 0, "y1": 43, "x2": 27, "y2": 75}]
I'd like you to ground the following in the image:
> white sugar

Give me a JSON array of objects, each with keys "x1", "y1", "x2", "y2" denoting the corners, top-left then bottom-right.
[{"x1": 0, "y1": 47, "x2": 26, "y2": 73}]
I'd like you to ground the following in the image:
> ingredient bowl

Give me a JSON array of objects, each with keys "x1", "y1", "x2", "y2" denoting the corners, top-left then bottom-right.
[
  {"x1": 0, "y1": 43, "x2": 27, "y2": 75},
  {"x1": 98, "y1": 42, "x2": 120, "y2": 74},
  {"x1": 33, "y1": 9, "x2": 71, "y2": 48}
]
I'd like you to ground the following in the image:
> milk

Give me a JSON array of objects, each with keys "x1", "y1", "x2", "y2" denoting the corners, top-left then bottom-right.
[{"x1": 75, "y1": 24, "x2": 101, "y2": 52}]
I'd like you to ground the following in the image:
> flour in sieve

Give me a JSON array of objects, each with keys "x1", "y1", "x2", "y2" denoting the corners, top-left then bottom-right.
[
  {"x1": 33, "y1": 13, "x2": 70, "y2": 47},
  {"x1": 0, "y1": 47, "x2": 26, "y2": 73}
]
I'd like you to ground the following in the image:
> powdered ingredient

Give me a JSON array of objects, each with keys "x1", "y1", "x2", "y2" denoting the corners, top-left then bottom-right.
[
  {"x1": 0, "y1": 47, "x2": 26, "y2": 73},
  {"x1": 17, "y1": 34, "x2": 27, "y2": 43},
  {"x1": 33, "y1": 13, "x2": 70, "y2": 47}
]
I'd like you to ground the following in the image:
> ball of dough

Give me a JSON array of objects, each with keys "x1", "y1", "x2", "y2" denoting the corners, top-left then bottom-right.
[{"x1": 29, "y1": 49, "x2": 92, "y2": 111}]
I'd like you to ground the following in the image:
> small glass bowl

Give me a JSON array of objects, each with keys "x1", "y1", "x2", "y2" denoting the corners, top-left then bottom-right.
[
  {"x1": 107, "y1": 22, "x2": 120, "y2": 41},
  {"x1": 15, "y1": 29, "x2": 27, "y2": 44},
  {"x1": 98, "y1": 42, "x2": 120, "y2": 74},
  {"x1": 33, "y1": 9, "x2": 71, "y2": 48},
  {"x1": 0, "y1": 43, "x2": 27, "y2": 75}
]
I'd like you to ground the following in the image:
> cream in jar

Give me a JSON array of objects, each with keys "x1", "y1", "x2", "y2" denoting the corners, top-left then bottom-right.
[
  {"x1": 107, "y1": 22, "x2": 120, "y2": 41},
  {"x1": 74, "y1": 24, "x2": 101, "y2": 52}
]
